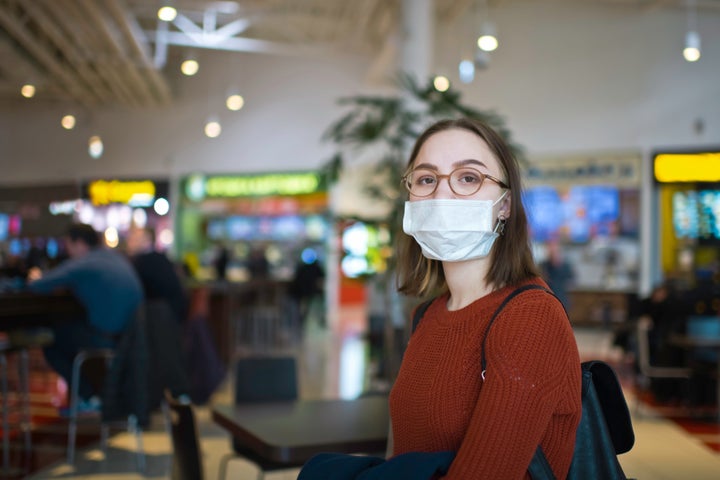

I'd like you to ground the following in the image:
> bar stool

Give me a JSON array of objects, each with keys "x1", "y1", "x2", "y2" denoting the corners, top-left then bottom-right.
[
  {"x1": 0, "y1": 328, "x2": 53, "y2": 476},
  {"x1": 66, "y1": 306, "x2": 149, "y2": 470}
]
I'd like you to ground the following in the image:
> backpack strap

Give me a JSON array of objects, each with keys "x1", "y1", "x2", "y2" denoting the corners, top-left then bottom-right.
[
  {"x1": 411, "y1": 299, "x2": 434, "y2": 333},
  {"x1": 480, "y1": 284, "x2": 559, "y2": 380}
]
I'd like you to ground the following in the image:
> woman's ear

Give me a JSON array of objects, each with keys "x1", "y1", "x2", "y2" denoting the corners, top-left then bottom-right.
[{"x1": 498, "y1": 194, "x2": 511, "y2": 219}]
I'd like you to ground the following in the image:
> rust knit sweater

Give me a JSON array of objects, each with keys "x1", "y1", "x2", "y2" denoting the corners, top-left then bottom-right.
[{"x1": 389, "y1": 278, "x2": 581, "y2": 479}]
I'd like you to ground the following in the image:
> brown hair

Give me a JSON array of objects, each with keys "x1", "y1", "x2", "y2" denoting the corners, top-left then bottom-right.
[
  {"x1": 67, "y1": 223, "x2": 100, "y2": 248},
  {"x1": 396, "y1": 118, "x2": 539, "y2": 297}
]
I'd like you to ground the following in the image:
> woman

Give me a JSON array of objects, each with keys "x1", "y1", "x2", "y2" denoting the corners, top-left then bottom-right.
[{"x1": 390, "y1": 118, "x2": 581, "y2": 479}]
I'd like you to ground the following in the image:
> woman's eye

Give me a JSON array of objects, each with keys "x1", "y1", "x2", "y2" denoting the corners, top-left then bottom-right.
[
  {"x1": 416, "y1": 175, "x2": 436, "y2": 186},
  {"x1": 456, "y1": 171, "x2": 481, "y2": 184}
]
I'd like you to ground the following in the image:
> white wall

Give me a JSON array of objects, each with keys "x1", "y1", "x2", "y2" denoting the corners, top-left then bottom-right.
[
  {"x1": 1, "y1": 1, "x2": 718, "y2": 185},
  {"x1": 439, "y1": 1, "x2": 720, "y2": 155}
]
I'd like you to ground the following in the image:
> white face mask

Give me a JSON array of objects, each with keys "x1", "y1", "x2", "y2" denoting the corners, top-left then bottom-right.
[{"x1": 402, "y1": 193, "x2": 507, "y2": 262}]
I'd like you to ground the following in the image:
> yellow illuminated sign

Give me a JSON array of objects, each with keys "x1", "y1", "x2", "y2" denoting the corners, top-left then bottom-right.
[
  {"x1": 654, "y1": 153, "x2": 720, "y2": 183},
  {"x1": 200, "y1": 173, "x2": 321, "y2": 198},
  {"x1": 88, "y1": 180, "x2": 156, "y2": 206}
]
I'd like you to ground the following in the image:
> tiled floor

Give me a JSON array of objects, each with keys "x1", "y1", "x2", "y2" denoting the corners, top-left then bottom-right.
[{"x1": 11, "y1": 321, "x2": 720, "y2": 480}]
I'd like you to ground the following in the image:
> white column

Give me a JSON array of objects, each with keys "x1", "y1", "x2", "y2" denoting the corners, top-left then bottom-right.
[{"x1": 400, "y1": 0, "x2": 433, "y2": 82}]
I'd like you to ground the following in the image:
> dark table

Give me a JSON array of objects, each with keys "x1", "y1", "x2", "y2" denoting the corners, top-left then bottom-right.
[
  {"x1": 211, "y1": 395, "x2": 389, "y2": 465},
  {"x1": 0, "y1": 291, "x2": 85, "y2": 330},
  {"x1": 669, "y1": 333, "x2": 720, "y2": 422}
]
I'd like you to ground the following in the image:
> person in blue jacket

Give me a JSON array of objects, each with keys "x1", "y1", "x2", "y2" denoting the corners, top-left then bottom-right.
[{"x1": 27, "y1": 223, "x2": 144, "y2": 412}]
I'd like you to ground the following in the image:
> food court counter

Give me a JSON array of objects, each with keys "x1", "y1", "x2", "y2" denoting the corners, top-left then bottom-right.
[{"x1": 566, "y1": 289, "x2": 639, "y2": 326}]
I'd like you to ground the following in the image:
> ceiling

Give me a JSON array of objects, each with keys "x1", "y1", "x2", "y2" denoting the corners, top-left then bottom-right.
[{"x1": 0, "y1": 0, "x2": 717, "y2": 109}]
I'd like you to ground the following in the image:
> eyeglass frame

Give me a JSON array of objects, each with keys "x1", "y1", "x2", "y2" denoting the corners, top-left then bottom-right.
[{"x1": 401, "y1": 166, "x2": 510, "y2": 197}]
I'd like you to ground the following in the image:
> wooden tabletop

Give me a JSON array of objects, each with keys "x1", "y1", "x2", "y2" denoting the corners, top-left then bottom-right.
[
  {"x1": 0, "y1": 291, "x2": 85, "y2": 330},
  {"x1": 211, "y1": 395, "x2": 389, "y2": 465},
  {"x1": 668, "y1": 334, "x2": 720, "y2": 349}
]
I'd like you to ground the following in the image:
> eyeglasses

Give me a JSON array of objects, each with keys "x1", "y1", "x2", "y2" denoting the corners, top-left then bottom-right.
[{"x1": 401, "y1": 167, "x2": 509, "y2": 197}]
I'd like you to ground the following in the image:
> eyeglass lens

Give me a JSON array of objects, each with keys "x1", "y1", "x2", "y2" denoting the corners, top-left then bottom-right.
[{"x1": 405, "y1": 167, "x2": 487, "y2": 196}]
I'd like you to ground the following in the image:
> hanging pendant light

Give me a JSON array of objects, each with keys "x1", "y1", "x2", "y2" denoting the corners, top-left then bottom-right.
[
  {"x1": 683, "y1": 0, "x2": 701, "y2": 62},
  {"x1": 88, "y1": 135, "x2": 104, "y2": 159}
]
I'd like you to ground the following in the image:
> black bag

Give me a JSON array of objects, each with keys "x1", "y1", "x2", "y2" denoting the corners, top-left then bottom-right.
[
  {"x1": 411, "y1": 284, "x2": 635, "y2": 480},
  {"x1": 182, "y1": 314, "x2": 226, "y2": 405}
]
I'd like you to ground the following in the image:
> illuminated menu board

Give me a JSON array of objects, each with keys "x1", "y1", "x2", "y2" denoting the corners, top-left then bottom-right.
[{"x1": 672, "y1": 189, "x2": 720, "y2": 244}]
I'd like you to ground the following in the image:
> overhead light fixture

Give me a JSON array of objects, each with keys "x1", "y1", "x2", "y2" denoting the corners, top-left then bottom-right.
[
  {"x1": 20, "y1": 83, "x2": 36, "y2": 98},
  {"x1": 88, "y1": 135, "x2": 104, "y2": 159},
  {"x1": 433, "y1": 75, "x2": 450, "y2": 92},
  {"x1": 204, "y1": 116, "x2": 222, "y2": 138},
  {"x1": 226, "y1": 91, "x2": 245, "y2": 111},
  {"x1": 458, "y1": 59, "x2": 475, "y2": 84},
  {"x1": 61, "y1": 114, "x2": 76, "y2": 130},
  {"x1": 683, "y1": 0, "x2": 701, "y2": 62},
  {"x1": 477, "y1": 22, "x2": 498, "y2": 52},
  {"x1": 157, "y1": 5, "x2": 177, "y2": 22},
  {"x1": 683, "y1": 30, "x2": 701, "y2": 62},
  {"x1": 181, "y1": 55, "x2": 199, "y2": 76}
]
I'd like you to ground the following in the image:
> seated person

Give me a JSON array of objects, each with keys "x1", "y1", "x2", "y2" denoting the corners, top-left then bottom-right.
[
  {"x1": 27, "y1": 223, "x2": 144, "y2": 412},
  {"x1": 126, "y1": 226, "x2": 188, "y2": 324}
]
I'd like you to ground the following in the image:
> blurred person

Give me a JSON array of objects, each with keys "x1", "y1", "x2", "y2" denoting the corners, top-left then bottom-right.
[
  {"x1": 539, "y1": 237, "x2": 575, "y2": 310},
  {"x1": 389, "y1": 119, "x2": 581, "y2": 478},
  {"x1": 27, "y1": 223, "x2": 143, "y2": 412},
  {"x1": 288, "y1": 248, "x2": 325, "y2": 328},
  {"x1": 246, "y1": 244, "x2": 270, "y2": 279},
  {"x1": 126, "y1": 226, "x2": 189, "y2": 324},
  {"x1": 213, "y1": 243, "x2": 230, "y2": 281}
]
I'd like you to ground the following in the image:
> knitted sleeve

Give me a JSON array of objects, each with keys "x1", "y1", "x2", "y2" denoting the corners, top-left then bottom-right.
[{"x1": 445, "y1": 289, "x2": 581, "y2": 479}]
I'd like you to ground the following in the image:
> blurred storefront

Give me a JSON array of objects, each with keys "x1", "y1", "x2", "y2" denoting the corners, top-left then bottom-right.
[
  {"x1": 0, "y1": 183, "x2": 80, "y2": 276},
  {"x1": 177, "y1": 171, "x2": 330, "y2": 282},
  {"x1": 176, "y1": 171, "x2": 331, "y2": 362},
  {"x1": 78, "y1": 178, "x2": 173, "y2": 251},
  {"x1": 653, "y1": 149, "x2": 720, "y2": 311},
  {"x1": 524, "y1": 151, "x2": 642, "y2": 325}
]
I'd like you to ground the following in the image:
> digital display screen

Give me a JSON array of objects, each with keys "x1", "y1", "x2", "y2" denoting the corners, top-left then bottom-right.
[
  {"x1": 523, "y1": 186, "x2": 564, "y2": 242},
  {"x1": 697, "y1": 190, "x2": 720, "y2": 242},
  {"x1": 226, "y1": 216, "x2": 257, "y2": 241},
  {"x1": 220, "y1": 215, "x2": 325, "y2": 242},
  {"x1": 672, "y1": 189, "x2": 720, "y2": 244},
  {"x1": 672, "y1": 191, "x2": 699, "y2": 239},
  {"x1": 0, "y1": 214, "x2": 8, "y2": 241},
  {"x1": 524, "y1": 185, "x2": 621, "y2": 243},
  {"x1": 206, "y1": 219, "x2": 226, "y2": 240}
]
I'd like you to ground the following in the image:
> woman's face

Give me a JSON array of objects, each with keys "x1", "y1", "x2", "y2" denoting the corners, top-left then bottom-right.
[{"x1": 408, "y1": 128, "x2": 508, "y2": 205}]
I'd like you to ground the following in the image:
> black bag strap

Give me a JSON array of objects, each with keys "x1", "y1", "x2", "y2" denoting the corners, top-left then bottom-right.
[
  {"x1": 528, "y1": 446, "x2": 556, "y2": 479},
  {"x1": 411, "y1": 299, "x2": 434, "y2": 333}
]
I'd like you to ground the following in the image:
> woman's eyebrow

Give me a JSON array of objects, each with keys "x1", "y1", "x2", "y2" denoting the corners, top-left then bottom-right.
[
  {"x1": 454, "y1": 159, "x2": 488, "y2": 169},
  {"x1": 413, "y1": 159, "x2": 489, "y2": 170}
]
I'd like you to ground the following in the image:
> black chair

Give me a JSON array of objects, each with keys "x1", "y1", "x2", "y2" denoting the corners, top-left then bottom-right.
[
  {"x1": 163, "y1": 391, "x2": 204, "y2": 480},
  {"x1": 635, "y1": 315, "x2": 691, "y2": 415},
  {"x1": 217, "y1": 355, "x2": 301, "y2": 480}
]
